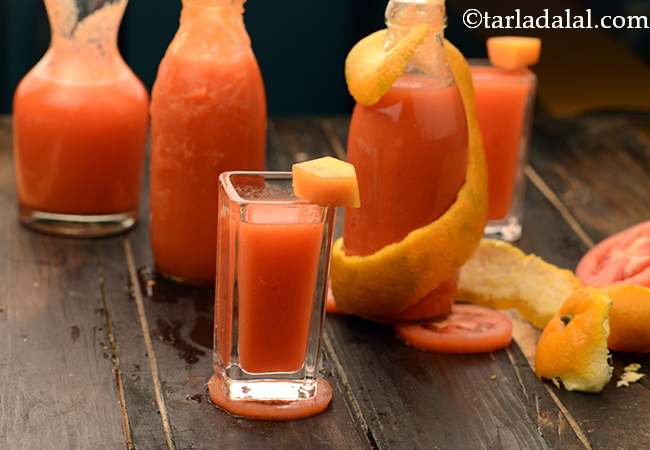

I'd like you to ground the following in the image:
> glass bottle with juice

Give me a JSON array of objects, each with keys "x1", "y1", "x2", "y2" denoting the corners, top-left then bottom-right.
[
  {"x1": 344, "y1": 0, "x2": 468, "y2": 320},
  {"x1": 13, "y1": 0, "x2": 149, "y2": 237},
  {"x1": 150, "y1": 0, "x2": 267, "y2": 284}
]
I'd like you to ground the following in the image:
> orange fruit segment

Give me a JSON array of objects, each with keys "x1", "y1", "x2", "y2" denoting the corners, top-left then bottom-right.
[
  {"x1": 605, "y1": 284, "x2": 650, "y2": 353},
  {"x1": 331, "y1": 40, "x2": 488, "y2": 317},
  {"x1": 459, "y1": 240, "x2": 581, "y2": 328},
  {"x1": 487, "y1": 37, "x2": 542, "y2": 70},
  {"x1": 345, "y1": 25, "x2": 428, "y2": 106},
  {"x1": 292, "y1": 157, "x2": 360, "y2": 208},
  {"x1": 535, "y1": 287, "x2": 613, "y2": 393}
]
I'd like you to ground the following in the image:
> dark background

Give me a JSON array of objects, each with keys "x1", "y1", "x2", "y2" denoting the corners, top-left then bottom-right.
[{"x1": 1, "y1": 0, "x2": 649, "y2": 116}]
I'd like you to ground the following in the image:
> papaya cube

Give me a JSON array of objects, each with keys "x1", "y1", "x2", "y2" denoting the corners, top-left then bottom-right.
[
  {"x1": 487, "y1": 36, "x2": 541, "y2": 70},
  {"x1": 292, "y1": 157, "x2": 361, "y2": 208}
]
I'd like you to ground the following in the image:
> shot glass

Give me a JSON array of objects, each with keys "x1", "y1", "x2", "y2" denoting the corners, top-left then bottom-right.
[
  {"x1": 471, "y1": 61, "x2": 537, "y2": 242},
  {"x1": 209, "y1": 171, "x2": 336, "y2": 420}
]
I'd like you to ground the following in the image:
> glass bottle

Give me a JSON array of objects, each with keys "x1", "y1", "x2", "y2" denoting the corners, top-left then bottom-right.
[
  {"x1": 344, "y1": 0, "x2": 468, "y2": 320},
  {"x1": 150, "y1": 0, "x2": 267, "y2": 285},
  {"x1": 13, "y1": 0, "x2": 149, "y2": 237}
]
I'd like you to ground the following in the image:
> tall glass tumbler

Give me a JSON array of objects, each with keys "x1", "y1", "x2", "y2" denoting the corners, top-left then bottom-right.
[
  {"x1": 209, "y1": 172, "x2": 335, "y2": 420},
  {"x1": 471, "y1": 63, "x2": 537, "y2": 242}
]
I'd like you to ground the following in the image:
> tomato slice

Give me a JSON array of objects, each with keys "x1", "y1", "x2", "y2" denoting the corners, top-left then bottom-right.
[
  {"x1": 577, "y1": 220, "x2": 650, "y2": 288},
  {"x1": 395, "y1": 304, "x2": 513, "y2": 354}
]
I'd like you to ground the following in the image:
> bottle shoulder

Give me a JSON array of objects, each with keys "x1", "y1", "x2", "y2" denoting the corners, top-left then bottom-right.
[{"x1": 19, "y1": 49, "x2": 144, "y2": 88}]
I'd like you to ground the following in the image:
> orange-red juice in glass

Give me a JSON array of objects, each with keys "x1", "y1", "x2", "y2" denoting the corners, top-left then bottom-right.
[
  {"x1": 212, "y1": 172, "x2": 334, "y2": 419},
  {"x1": 13, "y1": 0, "x2": 148, "y2": 237},
  {"x1": 237, "y1": 204, "x2": 324, "y2": 373},
  {"x1": 344, "y1": 1, "x2": 468, "y2": 320},
  {"x1": 150, "y1": 0, "x2": 266, "y2": 284},
  {"x1": 472, "y1": 66, "x2": 536, "y2": 241}
]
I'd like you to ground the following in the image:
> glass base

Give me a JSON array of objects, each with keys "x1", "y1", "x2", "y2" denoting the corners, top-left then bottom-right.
[
  {"x1": 484, "y1": 216, "x2": 522, "y2": 242},
  {"x1": 19, "y1": 204, "x2": 137, "y2": 238},
  {"x1": 208, "y1": 374, "x2": 332, "y2": 421}
]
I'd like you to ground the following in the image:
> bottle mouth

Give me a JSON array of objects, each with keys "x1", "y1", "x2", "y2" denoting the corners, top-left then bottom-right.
[{"x1": 385, "y1": 0, "x2": 446, "y2": 34}]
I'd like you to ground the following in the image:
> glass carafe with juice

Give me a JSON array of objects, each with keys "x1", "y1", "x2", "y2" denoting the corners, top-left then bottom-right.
[
  {"x1": 150, "y1": 0, "x2": 267, "y2": 285},
  {"x1": 344, "y1": 0, "x2": 468, "y2": 320},
  {"x1": 13, "y1": 0, "x2": 149, "y2": 237}
]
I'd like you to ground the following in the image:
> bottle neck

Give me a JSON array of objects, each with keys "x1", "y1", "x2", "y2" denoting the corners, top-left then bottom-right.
[
  {"x1": 45, "y1": 0, "x2": 124, "y2": 52},
  {"x1": 175, "y1": 0, "x2": 250, "y2": 59},
  {"x1": 385, "y1": 0, "x2": 452, "y2": 82},
  {"x1": 41, "y1": 0, "x2": 128, "y2": 81}
]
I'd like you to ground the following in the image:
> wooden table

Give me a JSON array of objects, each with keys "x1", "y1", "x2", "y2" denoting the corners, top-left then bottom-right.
[{"x1": 1, "y1": 114, "x2": 649, "y2": 450}]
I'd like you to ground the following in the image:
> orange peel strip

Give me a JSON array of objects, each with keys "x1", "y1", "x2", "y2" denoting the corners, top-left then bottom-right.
[
  {"x1": 331, "y1": 40, "x2": 488, "y2": 317},
  {"x1": 345, "y1": 25, "x2": 428, "y2": 106},
  {"x1": 458, "y1": 239, "x2": 582, "y2": 329}
]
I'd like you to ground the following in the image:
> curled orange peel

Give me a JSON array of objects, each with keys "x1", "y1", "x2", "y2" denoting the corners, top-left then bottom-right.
[
  {"x1": 535, "y1": 287, "x2": 612, "y2": 393},
  {"x1": 331, "y1": 40, "x2": 488, "y2": 317},
  {"x1": 345, "y1": 24, "x2": 429, "y2": 106}
]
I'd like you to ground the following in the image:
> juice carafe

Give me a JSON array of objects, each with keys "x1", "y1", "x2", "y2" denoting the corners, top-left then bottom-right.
[
  {"x1": 13, "y1": 0, "x2": 149, "y2": 237},
  {"x1": 150, "y1": 0, "x2": 267, "y2": 285},
  {"x1": 344, "y1": 0, "x2": 468, "y2": 320}
]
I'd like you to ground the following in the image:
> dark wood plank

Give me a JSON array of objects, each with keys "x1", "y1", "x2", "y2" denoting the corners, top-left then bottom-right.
[
  {"x1": 0, "y1": 117, "x2": 129, "y2": 448},
  {"x1": 96, "y1": 236, "x2": 170, "y2": 450},
  {"x1": 277, "y1": 116, "x2": 585, "y2": 449},
  {"x1": 527, "y1": 115, "x2": 650, "y2": 450},
  {"x1": 106, "y1": 121, "x2": 371, "y2": 449},
  {"x1": 530, "y1": 115, "x2": 650, "y2": 244}
]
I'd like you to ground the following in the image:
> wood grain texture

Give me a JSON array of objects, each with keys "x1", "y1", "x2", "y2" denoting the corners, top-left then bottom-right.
[
  {"x1": 95, "y1": 237, "x2": 170, "y2": 450},
  {"x1": 528, "y1": 115, "x2": 650, "y2": 450},
  {"x1": 530, "y1": 116, "x2": 650, "y2": 244},
  {"x1": 0, "y1": 118, "x2": 128, "y2": 449}
]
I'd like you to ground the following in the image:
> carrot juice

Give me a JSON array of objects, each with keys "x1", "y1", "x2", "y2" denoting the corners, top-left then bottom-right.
[
  {"x1": 14, "y1": 77, "x2": 148, "y2": 215},
  {"x1": 150, "y1": 0, "x2": 266, "y2": 284},
  {"x1": 13, "y1": 0, "x2": 148, "y2": 236},
  {"x1": 237, "y1": 204, "x2": 324, "y2": 373},
  {"x1": 345, "y1": 76, "x2": 468, "y2": 256},
  {"x1": 345, "y1": 75, "x2": 468, "y2": 319},
  {"x1": 472, "y1": 66, "x2": 536, "y2": 221}
]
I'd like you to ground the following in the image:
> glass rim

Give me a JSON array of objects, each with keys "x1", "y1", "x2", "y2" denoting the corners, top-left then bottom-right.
[{"x1": 219, "y1": 171, "x2": 316, "y2": 206}]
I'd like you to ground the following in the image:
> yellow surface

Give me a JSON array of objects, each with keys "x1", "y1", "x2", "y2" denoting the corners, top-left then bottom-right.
[
  {"x1": 458, "y1": 239, "x2": 581, "y2": 328},
  {"x1": 292, "y1": 157, "x2": 360, "y2": 208},
  {"x1": 331, "y1": 40, "x2": 488, "y2": 317},
  {"x1": 535, "y1": 287, "x2": 612, "y2": 393}
]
